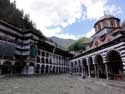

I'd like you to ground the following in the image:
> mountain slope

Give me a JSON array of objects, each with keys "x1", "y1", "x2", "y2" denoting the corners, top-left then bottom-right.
[
  {"x1": 49, "y1": 36, "x2": 75, "y2": 47},
  {"x1": 66, "y1": 37, "x2": 91, "y2": 52}
]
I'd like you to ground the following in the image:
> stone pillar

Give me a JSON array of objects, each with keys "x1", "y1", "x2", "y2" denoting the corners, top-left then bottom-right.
[
  {"x1": 87, "y1": 58, "x2": 91, "y2": 78},
  {"x1": 48, "y1": 65, "x2": 50, "y2": 73},
  {"x1": 11, "y1": 62, "x2": 15, "y2": 75},
  {"x1": 121, "y1": 59, "x2": 125, "y2": 75},
  {"x1": 0, "y1": 60, "x2": 4, "y2": 75},
  {"x1": 58, "y1": 66, "x2": 60, "y2": 73},
  {"x1": 94, "y1": 64, "x2": 96, "y2": 78},
  {"x1": 48, "y1": 64, "x2": 50, "y2": 73},
  {"x1": 26, "y1": 64, "x2": 29, "y2": 75},
  {"x1": 0, "y1": 65, "x2": 1, "y2": 75},
  {"x1": 44, "y1": 64, "x2": 46, "y2": 74},
  {"x1": 39, "y1": 64, "x2": 41, "y2": 74},
  {"x1": 80, "y1": 59, "x2": 84, "y2": 77},
  {"x1": 104, "y1": 62, "x2": 109, "y2": 79}
]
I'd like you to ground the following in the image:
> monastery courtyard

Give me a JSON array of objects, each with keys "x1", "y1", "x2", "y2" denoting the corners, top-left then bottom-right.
[{"x1": 0, "y1": 75, "x2": 125, "y2": 94}]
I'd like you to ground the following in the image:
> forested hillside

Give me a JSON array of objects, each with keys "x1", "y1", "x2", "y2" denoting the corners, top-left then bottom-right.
[
  {"x1": 0, "y1": 0, "x2": 35, "y2": 31},
  {"x1": 49, "y1": 36, "x2": 75, "y2": 48},
  {"x1": 66, "y1": 37, "x2": 90, "y2": 52}
]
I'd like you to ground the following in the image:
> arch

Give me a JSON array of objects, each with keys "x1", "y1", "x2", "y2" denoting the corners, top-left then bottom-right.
[
  {"x1": 82, "y1": 58, "x2": 88, "y2": 77},
  {"x1": 88, "y1": 57, "x2": 93, "y2": 65},
  {"x1": 88, "y1": 57, "x2": 95, "y2": 77},
  {"x1": 45, "y1": 65, "x2": 49, "y2": 73},
  {"x1": 78, "y1": 60, "x2": 82, "y2": 73},
  {"x1": 95, "y1": 54, "x2": 106, "y2": 78},
  {"x1": 53, "y1": 66, "x2": 55, "y2": 73},
  {"x1": 95, "y1": 54, "x2": 103, "y2": 64},
  {"x1": 29, "y1": 62, "x2": 35, "y2": 66},
  {"x1": 41, "y1": 64, "x2": 44, "y2": 73},
  {"x1": 1, "y1": 61, "x2": 12, "y2": 74},
  {"x1": 74, "y1": 61, "x2": 77, "y2": 73},
  {"x1": 106, "y1": 50, "x2": 124, "y2": 79},
  {"x1": 35, "y1": 64, "x2": 40, "y2": 74},
  {"x1": 28, "y1": 62, "x2": 35, "y2": 75},
  {"x1": 13, "y1": 61, "x2": 26, "y2": 74}
]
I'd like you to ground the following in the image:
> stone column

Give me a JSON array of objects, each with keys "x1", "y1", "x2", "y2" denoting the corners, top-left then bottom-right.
[
  {"x1": 87, "y1": 58, "x2": 91, "y2": 78},
  {"x1": 48, "y1": 64, "x2": 50, "y2": 73},
  {"x1": 39, "y1": 64, "x2": 41, "y2": 74},
  {"x1": 0, "y1": 64, "x2": 1, "y2": 75},
  {"x1": 58, "y1": 66, "x2": 59, "y2": 73},
  {"x1": 44, "y1": 64, "x2": 46, "y2": 74},
  {"x1": 104, "y1": 62, "x2": 109, "y2": 79},
  {"x1": 121, "y1": 59, "x2": 125, "y2": 75},
  {"x1": 94, "y1": 64, "x2": 97, "y2": 78},
  {"x1": 11, "y1": 62, "x2": 15, "y2": 75}
]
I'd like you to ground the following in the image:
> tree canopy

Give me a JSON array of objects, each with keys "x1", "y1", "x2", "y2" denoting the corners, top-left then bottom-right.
[
  {"x1": 66, "y1": 37, "x2": 91, "y2": 52},
  {"x1": 0, "y1": 0, "x2": 35, "y2": 31}
]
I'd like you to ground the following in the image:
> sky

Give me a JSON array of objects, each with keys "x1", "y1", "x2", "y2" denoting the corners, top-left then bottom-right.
[{"x1": 10, "y1": 0, "x2": 125, "y2": 40}]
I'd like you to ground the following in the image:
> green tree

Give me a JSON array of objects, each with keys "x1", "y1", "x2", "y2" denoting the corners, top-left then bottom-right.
[
  {"x1": 67, "y1": 37, "x2": 90, "y2": 52},
  {"x1": 0, "y1": 0, "x2": 35, "y2": 30}
]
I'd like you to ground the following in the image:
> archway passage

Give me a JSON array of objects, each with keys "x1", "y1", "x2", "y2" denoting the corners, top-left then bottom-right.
[
  {"x1": 78, "y1": 60, "x2": 82, "y2": 73},
  {"x1": 1, "y1": 61, "x2": 12, "y2": 74},
  {"x1": 107, "y1": 50, "x2": 124, "y2": 79},
  {"x1": 35, "y1": 64, "x2": 40, "y2": 74},
  {"x1": 41, "y1": 64, "x2": 44, "y2": 73},
  {"x1": 88, "y1": 57, "x2": 95, "y2": 77},
  {"x1": 45, "y1": 65, "x2": 49, "y2": 73},
  {"x1": 82, "y1": 59, "x2": 88, "y2": 77},
  {"x1": 13, "y1": 62, "x2": 26, "y2": 74},
  {"x1": 28, "y1": 62, "x2": 35, "y2": 75},
  {"x1": 95, "y1": 55, "x2": 106, "y2": 78}
]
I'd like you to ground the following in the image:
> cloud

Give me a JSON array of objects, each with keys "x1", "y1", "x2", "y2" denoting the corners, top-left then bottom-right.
[
  {"x1": 55, "y1": 33, "x2": 82, "y2": 40},
  {"x1": 81, "y1": 0, "x2": 121, "y2": 20},
  {"x1": 10, "y1": 0, "x2": 122, "y2": 39},
  {"x1": 85, "y1": 28, "x2": 95, "y2": 38}
]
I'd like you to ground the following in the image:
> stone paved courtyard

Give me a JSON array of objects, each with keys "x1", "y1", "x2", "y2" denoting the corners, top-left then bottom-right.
[{"x1": 0, "y1": 74, "x2": 125, "y2": 94}]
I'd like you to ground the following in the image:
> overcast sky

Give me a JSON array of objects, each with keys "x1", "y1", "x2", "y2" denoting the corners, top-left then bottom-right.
[{"x1": 10, "y1": 0, "x2": 125, "y2": 40}]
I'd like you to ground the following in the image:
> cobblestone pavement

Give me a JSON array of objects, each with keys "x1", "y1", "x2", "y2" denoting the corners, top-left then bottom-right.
[{"x1": 0, "y1": 74, "x2": 125, "y2": 94}]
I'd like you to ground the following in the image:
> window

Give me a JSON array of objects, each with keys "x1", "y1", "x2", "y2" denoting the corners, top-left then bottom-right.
[
  {"x1": 42, "y1": 52, "x2": 45, "y2": 57},
  {"x1": 37, "y1": 56, "x2": 40, "y2": 62},
  {"x1": 95, "y1": 41, "x2": 98, "y2": 46},
  {"x1": 41, "y1": 58, "x2": 44, "y2": 63},
  {"x1": 46, "y1": 53, "x2": 49, "y2": 57},
  {"x1": 98, "y1": 24, "x2": 101, "y2": 31},
  {"x1": 37, "y1": 50, "x2": 40, "y2": 55},
  {"x1": 110, "y1": 20, "x2": 114, "y2": 27},
  {"x1": 100, "y1": 35, "x2": 106, "y2": 41},
  {"x1": 46, "y1": 58, "x2": 48, "y2": 63},
  {"x1": 50, "y1": 59, "x2": 52, "y2": 64},
  {"x1": 103, "y1": 21, "x2": 107, "y2": 27}
]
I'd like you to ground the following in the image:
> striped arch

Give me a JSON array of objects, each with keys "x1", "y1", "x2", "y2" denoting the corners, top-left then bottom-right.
[{"x1": 106, "y1": 50, "x2": 124, "y2": 79}]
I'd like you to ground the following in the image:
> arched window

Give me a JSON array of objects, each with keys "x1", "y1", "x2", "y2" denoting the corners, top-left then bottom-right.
[
  {"x1": 37, "y1": 56, "x2": 40, "y2": 62},
  {"x1": 95, "y1": 41, "x2": 98, "y2": 47},
  {"x1": 37, "y1": 50, "x2": 40, "y2": 55},
  {"x1": 103, "y1": 20, "x2": 107, "y2": 27},
  {"x1": 42, "y1": 52, "x2": 45, "y2": 57},
  {"x1": 98, "y1": 24, "x2": 101, "y2": 31},
  {"x1": 110, "y1": 20, "x2": 114, "y2": 27},
  {"x1": 100, "y1": 35, "x2": 106, "y2": 41}
]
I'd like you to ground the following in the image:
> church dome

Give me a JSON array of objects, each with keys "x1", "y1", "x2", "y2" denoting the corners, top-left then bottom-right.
[
  {"x1": 94, "y1": 15, "x2": 120, "y2": 33},
  {"x1": 98, "y1": 15, "x2": 116, "y2": 22},
  {"x1": 122, "y1": 21, "x2": 125, "y2": 27},
  {"x1": 122, "y1": 21, "x2": 125, "y2": 29}
]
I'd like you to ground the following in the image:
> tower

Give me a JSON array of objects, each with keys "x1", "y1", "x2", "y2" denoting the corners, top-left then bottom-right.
[{"x1": 90, "y1": 15, "x2": 121, "y2": 48}]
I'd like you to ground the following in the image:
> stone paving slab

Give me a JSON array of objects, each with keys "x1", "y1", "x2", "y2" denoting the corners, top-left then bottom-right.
[{"x1": 0, "y1": 75, "x2": 125, "y2": 94}]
